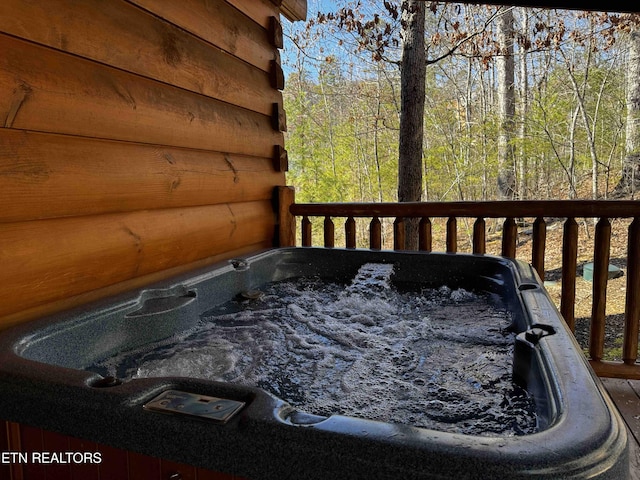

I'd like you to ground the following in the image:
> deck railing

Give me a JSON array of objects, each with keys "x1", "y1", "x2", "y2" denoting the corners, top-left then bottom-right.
[{"x1": 277, "y1": 189, "x2": 640, "y2": 379}]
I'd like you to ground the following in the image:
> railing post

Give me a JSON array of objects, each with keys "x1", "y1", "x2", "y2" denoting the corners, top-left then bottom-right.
[
  {"x1": 276, "y1": 186, "x2": 295, "y2": 247},
  {"x1": 623, "y1": 217, "x2": 640, "y2": 365},
  {"x1": 324, "y1": 216, "x2": 334, "y2": 248},
  {"x1": 394, "y1": 217, "x2": 405, "y2": 250},
  {"x1": 501, "y1": 217, "x2": 517, "y2": 258},
  {"x1": 589, "y1": 218, "x2": 611, "y2": 362},
  {"x1": 370, "y1": 217, "x2": 382, "y2": 250},
  {"x1": 532, "y1": 217, "x2": 546, "y2": 280},
  {"x1": 446, "y1": 217, "x2": 457, "y2": 253},
  {"x1": 345, "y1": 216, "x2": 356, "y2": 249},
  {"x1": 419, "y1": 217, "x2": 432, "y2": 252},
  {"x1": 561, "y1": 218, "x2": 578, "y2": 331},
  {"x1": 301, "y1": 216, "x2": 312, "y2": 247},
  {"x1": 473, "y1": 218, "x2": 486, "y2": 254}
]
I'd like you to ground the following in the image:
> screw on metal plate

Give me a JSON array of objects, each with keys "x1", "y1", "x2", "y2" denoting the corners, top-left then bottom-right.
[{"x1": 143, "y1": 390, "x2": 245, "y2": 424}]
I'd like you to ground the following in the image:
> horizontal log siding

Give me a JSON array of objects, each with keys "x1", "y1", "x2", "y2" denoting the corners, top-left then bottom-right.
[
  {"x1": 0, "y1": 130, "x2": 282, "y2": 222},
  {"x1": 0, "y1": 35, "x2": 282, "y2": 157},
  {"x1": 131, "y1": 0, "x2": 278, "y2": 72},
  {"x1": 0, "y1": 0, "x2": 281, "y2": 117},
  {"x1": 0, "y1": 201, "x2": 275, "y2": 319},
  {"x1": 1, "y1": 243, "x2": 269, "y2": 331},
  {"x1": 226, "y1": 0, "x2": 281, "y2": 28},
  {"x1": 0, "y1": 0, "x2": 287, "y2": 327}
]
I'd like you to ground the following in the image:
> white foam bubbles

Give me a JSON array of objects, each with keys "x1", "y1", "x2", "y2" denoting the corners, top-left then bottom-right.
[{"x1": 91, "y1": 263, "x2": 536, "y2": 436}]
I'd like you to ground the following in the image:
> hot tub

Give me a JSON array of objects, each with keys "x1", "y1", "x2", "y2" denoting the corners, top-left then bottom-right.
[{"x1": 0, "y1": 248, "x2": 629, "y2": 479}]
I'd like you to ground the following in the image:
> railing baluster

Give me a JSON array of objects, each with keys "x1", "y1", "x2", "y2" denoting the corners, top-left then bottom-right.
[
  {"x1": 473, "y1": 217, "x2": 486, "y2": 254},
  {"x1": 446, "y1": 217, "x2": 457, "y2": 253},
  {"x1": 623, "y1": 217, "x2": 640, "y2": 365},
  {"x1": 501, "y1": 217, "x2": 517, "y2": 258},
  {"x1": 561, "y1": 217, "x2": 578, "y2": 331},
  {"x1": 345, "y1": 216, "x2": 356, "y2": 249},
  {"x1": 394, "y1": 217, "x2": 405, "y2": 251},
  {"x1": 301, "y1": 216, "x2": 312, "y2": 247},
  {"x1": 590, "y1": 218, "x2": 611, "y2": 362},
  {"x1": 370, "y1": 217, "x2": 382, "y2": 250},
  {"x1": 419, "y1": 217, "x2": 432, "y2": 252},
  {"x1": 324, "y1": 216, "x2": 334, "y2": 248},
  {"x1": 532, "y1": 217, "x2": 546, "y2": 280}
]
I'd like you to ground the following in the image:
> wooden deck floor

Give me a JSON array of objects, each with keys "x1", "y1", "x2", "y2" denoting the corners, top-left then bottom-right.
[{"x1": 601, "y1": 378, "x2": 640, "y2": 479}]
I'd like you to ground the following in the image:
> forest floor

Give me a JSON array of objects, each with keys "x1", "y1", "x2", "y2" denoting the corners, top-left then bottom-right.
[{"x1": 482, "y1": 216, "x2": 633, "y2": 360}]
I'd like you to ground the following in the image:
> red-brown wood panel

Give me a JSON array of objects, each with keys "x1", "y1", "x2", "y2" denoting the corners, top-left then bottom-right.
[
  {"x1": 19, "y1": 424, "x2": 45, "y2": 480},
  {"x1": 8, "y1": 422, "x2": 253, "y2": 480},
  {"x1": 41, "y1": 430, "x2": 71, "y2": 480},
  {"x1": 0, "y1": 420, "x2": 10, "y2": 480},
  {"x1": 68, "y1": 436, "x2": 100, "y2": 480},
  {"x1": 0, "y1": 34, "x2": 283, "y2": 158},
  {"x1": 128, "y1": 450, "x2": 162, "y2": 479},
  {"x1": 97, "y1": 444, "x2": 130, "y2": 480},
  {"x1": 161, "y1": 459, "x2": 197, "y2": 480},
  {"x1": 0, "y1": 0, "x2": 281, "y2": 117}
]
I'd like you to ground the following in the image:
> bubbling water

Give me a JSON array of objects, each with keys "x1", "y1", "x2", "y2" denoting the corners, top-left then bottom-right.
[{"x1": 92, "y1": 263, "x2": 537, "y2": 436}]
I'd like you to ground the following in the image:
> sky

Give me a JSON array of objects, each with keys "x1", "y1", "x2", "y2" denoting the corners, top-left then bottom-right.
[{"x1": 281, "y1": 0, "x2": 394, "y2": 79}]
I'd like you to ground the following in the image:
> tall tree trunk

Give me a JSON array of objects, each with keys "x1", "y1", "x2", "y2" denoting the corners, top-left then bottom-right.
[
  {"x1": 497, "y1": 7, "x2": 516, "y2": 199},
  {"x1": 398, "y1": 1, "x2": 426, "y2": 249},
  {"x1": 517, "y1": 8, "x2": 529, "y2": 199},
  {"x1": 613, "y1": 24, "x2": 640, "y2": 198}
]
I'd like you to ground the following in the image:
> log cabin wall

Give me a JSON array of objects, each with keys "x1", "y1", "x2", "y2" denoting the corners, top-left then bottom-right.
[{"x1": 0, "y1": 0, "x2": 305, "y2": 330}]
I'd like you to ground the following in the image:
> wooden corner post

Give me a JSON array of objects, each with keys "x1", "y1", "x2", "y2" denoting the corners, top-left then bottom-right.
[{"x1": 277, "y1": 186, "x2": 296, "y2": 247}]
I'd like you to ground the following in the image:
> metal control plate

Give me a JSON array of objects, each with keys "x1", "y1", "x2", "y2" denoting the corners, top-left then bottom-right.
[{"x1": 143, "y1": 390, "x2": 245, "y2": 423}]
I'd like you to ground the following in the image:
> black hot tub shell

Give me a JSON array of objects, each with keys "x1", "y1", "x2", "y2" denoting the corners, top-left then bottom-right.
[{"x1": 0, "y1": 248, "x2": 629, "y2": 479}]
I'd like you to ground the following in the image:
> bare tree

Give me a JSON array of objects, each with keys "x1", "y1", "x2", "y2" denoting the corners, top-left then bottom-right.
[
  {"x1": 398, "y1": 1, "x2": 426, "y2": 249},
  {"x1": 517, "y1": 8, "x2": 530, "y2": 199},
  {"x1": 497, "y1": 7, "x2": 516, "y2": 199},
  {"x1": 613, "y1": 21, "x2": 640, "y2": 198}
]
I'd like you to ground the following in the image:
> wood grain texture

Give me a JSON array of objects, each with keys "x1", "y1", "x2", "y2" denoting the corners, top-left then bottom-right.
[
  {"x1": 600, "y1": 378, "x2": 640, "y2": 480},
  {"x1": 290, "y1": 200, "x2": 640, "y2": 218},
  {"x1": 0, "y1": 202, "x2": 275, "y2": 319},
  {"x1": 277, "y1": 186, "x2": 296, "y2": 247},
  {"x1": 0, "y1": 242, "x2": 270, "y2": 331},
  {"x1": 226, "y1": 0, "x2": 280, "y2": 28},
  {"x1": 130, "y1": 0, "x2": 276, "y2": 72},
  {"x1": 0, "y1": 130, "x2": 284, "y2": 222},
  {"x1": 0, "y1": 34, "x2": 283, "y2": 157},
  {"x1": 0, "y1": 0, "x2": 281, "y2": 116},
  {"x1": 280, "y1": 0, "x2": 308, "y2": 22},
  {"x1": 0, "y1": 421, "x2": 10, "y2": 480},
  {"x1": 624, "y1": 218, "x2": 640, "y2": 364},
  {"x1": 0, "y1": 0, "x2": 287, "y2": 327}
]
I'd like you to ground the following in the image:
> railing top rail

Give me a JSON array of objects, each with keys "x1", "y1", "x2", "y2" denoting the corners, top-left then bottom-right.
[{"x1": 290, "y1": 200, "x2": 640, "y2": 218}]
